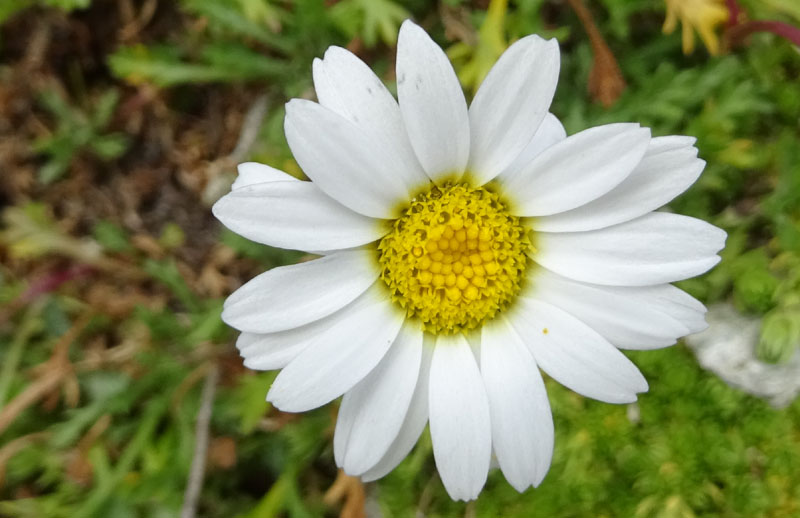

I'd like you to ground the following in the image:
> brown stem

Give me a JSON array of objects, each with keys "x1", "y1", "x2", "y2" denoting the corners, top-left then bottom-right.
[
  {"x1": 0, "y1": 432, "x2": 50, "y2": 488},
  {"x1": 0, "y1": 366, "x2": 69, "y2": 435},
  {"x1": 566, "y1": 0, "x2": 626, "y2": 108},
  {"x1": 0, "y1": 314, "x2": 92, "y2": 435}
]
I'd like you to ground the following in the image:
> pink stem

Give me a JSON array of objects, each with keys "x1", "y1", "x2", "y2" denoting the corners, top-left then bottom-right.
[
  {"x1": 727, "y1": 20, "x2": 800, "y2": 48},
  {"x1": 19, "y1": 265, "x2": 94, "y2": 304},
  {"x1": 726, "y1": 0, "x2": 743, "y2": 27}
]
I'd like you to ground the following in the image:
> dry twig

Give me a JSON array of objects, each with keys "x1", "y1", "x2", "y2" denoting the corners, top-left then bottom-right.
[
  {"x1": 180, "y1": 363, "x2": 220, "y2": 518},
  {"x1": 0, "y1": 432, "x2": 50, "y2": 488},
  {"x1": 567, "y1": 0, "x2": 626, "y2": 107},
  {"x1": 0, "y1": 313, "x2": 91, "y2": 435},
  {"x1": 324, "y1": 469, "x2": 367, "y2": 518}
]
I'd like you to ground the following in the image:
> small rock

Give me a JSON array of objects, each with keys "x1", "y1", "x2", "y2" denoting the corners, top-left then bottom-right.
[{"x1": 684, "y1": 304, "x2": 800, "y2": 408}]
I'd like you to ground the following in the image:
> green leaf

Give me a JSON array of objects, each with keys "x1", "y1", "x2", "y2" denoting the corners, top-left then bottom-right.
[
  {"x1": 92, "y1": 220, "x2": 132, "y2": 252},
  {"x1": 329, "y1": 0, "x2": 409, "y2": 47},
  {"x1": 143, "y1": 258, "x2": 199, "y2": 312},
  {"x1": 757, "y1": 307, "x2": 800, "y2": 363},
  {"x1": 43, "y1": 0, "x2": 91, "y2": 10},
  {"x1": 185, "y1": 300, "x2": 228, "y2": 344},
  {"x1": 220, "y1": 228, "x2": 303, "y2": 266},
  {"x1": 89, "y1": 90, "x2": 119, "y2": 127},
  {"x1": 448, "y1": 0, "x2": 509, "y2": 94},
  {"x1": 231, "y1": 372, "x2": 276, "y2": 434},
  {"x1": 109, "y1": 45, "x2": 236, "y2": 86},
  {"x1": 38, "y1": 159, "x2": 70, "y2": 184},
  {"x1": 731, "y1": 249, "x2": 779, "y2": 314},
  {"x1": 183, "y1": 0, "x2": 293, "y2": 53},
  {"x1": 33, "y1": 88, "x2": 127, "y2": 183},
  {"x1": 158, "y1": 222, "x2": 185, "y2": 250},
  {"x1": 201, "y1": 42, "x2": 290, "y2": 79},
  {"x1": 0, "y1": 0, "x2": 34, "y2": 24},
  {"x1": 89, "y1": 133, "x2": 129, "y2": 160},
  {"x1": 109, "y1": 44, "x2": 289, "y2": 87}
]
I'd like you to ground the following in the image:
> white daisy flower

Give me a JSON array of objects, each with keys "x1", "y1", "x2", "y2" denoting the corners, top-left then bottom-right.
[{"x1": 213, "y1": 20, "x2": 726, "y2": 500}]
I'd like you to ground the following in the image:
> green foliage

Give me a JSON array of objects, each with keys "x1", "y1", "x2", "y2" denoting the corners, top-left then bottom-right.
[
  {"x1": 741, "y1": 0, "x2": 800, "y2": 24},
  {"x1": 108, "y1": 0, "x2": 344, "y2": 92},
  {"x1": 597, "y1": 0, "x2": 661, "y2": 39},
  {"x1": 183, "y1": 0, "x2": 293, "y2": 52},
  {"x1": 33, "y1": 89, "x2": 129, "y2": 184},
  {"x1": 221, "y1": 228, "x2": 303, "y2": 266},
  {"x1": 448, "y1": 0, "x2": 509, "y2": 95},
  {"x1": 109, "y1": 44, "x2": 290, "y2": 88},
  {"x1": 373, "y1": 348, "x2": 800, "y2": 518},
  {"x1": 143, "y1": 258, "x2": 201, "y2": 312},
  {"x1": 0, "y1": 202, "x2": 103, "y2": 261},
  {"x1": 158, "y1": 223, "x2": 186, "y2": 250},
  {"x1": 328, "y1": 0, "x2": 409, "y2": 47},
  {"x1": 221, "y1": 372, "x2": 276, "y2": 434},
  {"x1": 92, "y1": 221, "x2": 132, "y2": 253},
  {"x1": 0, "y1": 0, "x2": 89, "y2": 24},
  {"x1": 731, "y1": 250, "x2": 779, "y2": 314},
  {"x1": 107, "y1": 0, "x2": 415, "y2": 90},
  {"x1": 0, "y1": 0, "x2": 31, "y2": 24},
  {"x1": 506, "y1": 0, "x2": 570, "y2": 42},
  {"x1": 757, "y1": 306, "x2": 800, "y2": 363},
  {"x1": 3, "y1": 0, "x2": 800, "y2": 517}
]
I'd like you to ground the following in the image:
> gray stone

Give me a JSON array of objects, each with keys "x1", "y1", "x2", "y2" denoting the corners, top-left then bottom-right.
[{"x1": 684, "y1": 303, "x2": 800, "y2": 408}]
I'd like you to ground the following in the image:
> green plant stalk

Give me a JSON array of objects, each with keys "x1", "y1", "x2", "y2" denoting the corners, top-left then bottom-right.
[
  {"x1": 73, "y1": 397, "x2": 170, "y2": 518},
  {"x1": 0, "y1": 303, "x2": 42, "y2": 408}
]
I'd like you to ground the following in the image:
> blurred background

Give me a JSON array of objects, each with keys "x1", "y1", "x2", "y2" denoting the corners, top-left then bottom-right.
[{"x1": 1, "y1": 0, "x2": 799, "y2": 517}]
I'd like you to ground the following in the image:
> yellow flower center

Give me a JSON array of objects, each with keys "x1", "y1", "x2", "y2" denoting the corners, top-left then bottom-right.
[{"x1": 378, "y1": 183, "x2": 532, "y2": 335}]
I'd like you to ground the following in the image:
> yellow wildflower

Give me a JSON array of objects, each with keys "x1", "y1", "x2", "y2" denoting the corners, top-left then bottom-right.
[{"x1": 663, "y1": 0, "x2": 730, "y2": 55}]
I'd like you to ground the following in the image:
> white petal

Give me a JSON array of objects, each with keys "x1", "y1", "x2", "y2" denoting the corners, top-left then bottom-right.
[
  {"x1": 236, "y1": 329, "x2": 315, "y2": 371},
  {"x1": 335, "y1": 324, "x2": 423, "y2": 475},
  {"x1": 510, "y1": 298, "x2": 649, "y2": 404},
  {"x1": 467, "y1": 35, "x2": 560, "y2": 185},
  {"x1": 502, "y1": 113, "x2": 566, "y2": 173},
  {"x1": 267, "y1": 284, "x2": 404, "y2": 412},
  {"x1": 312, "y1": 47, "x2": 426, "y2": 185},
  {"x1": 235, "y1": 283, "x2": 411, "y2": 371},
  {"x1": 464, "y1": 331, "x2": 482, "y2": 365},
  {"x1": 640, "y1": 283, "x2": 709, "y2": 335},
  {"x1": 646, "y1": 135, "x2": 697, "y2": 154},
  {"x1": 361, "y1": 339, "x2": 433, "y2": 482},
  {"x1": 429, "y1": 333, "x2": 491, "y2": 501},
  {"x1": 222, "y1": 250, "x2": 377, "y2": 334},
  {"x1": 285, "y1": 99, "x2": 427, "y2": 219},
  {"x1": 212, "y1": 180, "x2": 383, "y2": 252},
  {"x1": 500, "y1": 124, "x2": 651, "y2": 216},
  {"x1": 534, "y1": 212, "x2": 727, "y2": 286},
  {"x1": 396, "y1": 20, "x2": 470, "y2": 182},
  {"x1": 480, "y1": 317, "x2": 554, "y2": 491},
  {"x1": 532, "y1": 137, "x2": 705, "y2": 232},
  {"x1": 232, "y1": 162, "x2": 298, "y2": 190},
  {"x1": 529, "y1": 269, "x2": 705, "y2": 349},
  {"x1": 236, "y1": 282, "x2": 410, "y2": 371}
]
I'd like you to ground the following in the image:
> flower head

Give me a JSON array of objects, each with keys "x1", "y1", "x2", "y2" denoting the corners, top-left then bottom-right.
[
  {"x1": 213, "y1": 20, "x2": 726, "y2": 500},
  {"x1": 663, "y1": 0, "x2": 730, "y2": 55}
]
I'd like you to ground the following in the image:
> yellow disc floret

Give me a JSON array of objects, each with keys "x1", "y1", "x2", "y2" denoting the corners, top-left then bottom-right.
[{"x1": 378, "y1": 183, "x2": 532, "y2": 334}]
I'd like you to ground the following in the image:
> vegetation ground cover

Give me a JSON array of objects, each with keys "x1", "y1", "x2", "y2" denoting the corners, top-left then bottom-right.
[{"x1": 1, "y1": 1, "x2": 799, "y2": 517}]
